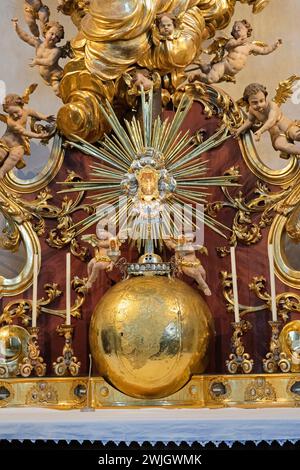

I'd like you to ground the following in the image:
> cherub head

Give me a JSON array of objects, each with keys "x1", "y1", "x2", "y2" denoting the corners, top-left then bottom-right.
[
  {"x1": 156, "y1": 14, "x2": 175, "y2": 37},
  {"x1": 42, "y1": 21, "x2": 65, "y2": 45},
  {"x1": 231, "y1": 19, "x2": 253, "y2": 39},
  {"x1": 2, "y1": 94, "x2": 24, "y2": 119},
  {"x1": 243, "y1": 83, "x2": 268, "y2": 112}
]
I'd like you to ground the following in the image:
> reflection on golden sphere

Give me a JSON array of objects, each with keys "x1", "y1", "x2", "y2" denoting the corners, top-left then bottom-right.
[
  {"x1": 280, "y1": 320, "x2": 300, "y2": 372},
  {"x1": 90, "y1": 276, "x2": 214, "y2": 398}
]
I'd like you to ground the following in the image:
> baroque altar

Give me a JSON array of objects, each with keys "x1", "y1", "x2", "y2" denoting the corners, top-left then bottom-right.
[{"x1": 1, "y1": 0, "x2": 300, "y2": 411}]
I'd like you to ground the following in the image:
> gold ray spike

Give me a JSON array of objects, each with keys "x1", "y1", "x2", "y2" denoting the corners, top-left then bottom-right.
[
  {"x1": 124, "y1": 119, "x2": 142, "y2": 154},
  {"x1": 141, "y1": 88, "x2": 153, "y2": 147},
  {"x1": 156, "y1": 117, "x2": 171, "y2": 152},
  {"x1": 100, "y1": 135, "x2": 132, "y2": 165},
  {"x1": 100, "y1": 100, "x2": 136, "y2": 157},
  {"x1": 167, "y1": 142, "x2": 210, "y2": 169},
  {"x1": 58, "y1": 182, "x2": 121, "y2": 194},
  {"x1": 89, "y1": 170, "x2": 123, "y2": 180},
  {"x1": 169, "y1": 131, "x2": 230, "y2": 171},
  {"x1": 176, "y1": 189, "x2": 209, "y2": 198},
  {"x1": 88, "y1": 194, "x2": 121, "y2": 204},
  {"x1": 89, "y1": 168, "x2": 123, "y2": 178},
  {"x1": 151, "y1": 116, "x2": 161, "y2": 150},
  {"x1": 71, "y1": 134, "x2": 129, "y2": 167},
  {"x1": 68, "y1": 139, "x2": 128, "y2": 172},
  {"x1": 110, "y1": 135, "x2": 134, "y2": 164},
  {"x1": 164, "y1": 131, "x2": 192, "y2": 164},
  {"x1": 99, "y1": 139, "x2": 131, "y2": 168},
  {"x1": 173, "y1": 163, "x2": 209, "y2": 178},
  {"x1": 134, "y1": 116, "x2": 145, "y2": 151},
  {"x1": 160, "y1": 95, "x2": 193, "y2": 154},
  {"x1": 172, "y1": 196, "x2": 229, "y2": 236}
]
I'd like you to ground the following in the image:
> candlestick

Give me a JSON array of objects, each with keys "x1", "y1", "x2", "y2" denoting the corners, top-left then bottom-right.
[
  {"x1": 52, "y1": 324, "x2": 80, "y2": 376},
  {"x1": 268, "y1": 244, "x2": 277, "y2": 322},
  {"x1": 230, "y1": 247, "x2": 240, "y2": 323},
  {"x1": 66, "y1": 253, "x2": 71, "y2": 325},
  {"x1": 32, "y1": 253, "x2": 38, "y2": 328}
]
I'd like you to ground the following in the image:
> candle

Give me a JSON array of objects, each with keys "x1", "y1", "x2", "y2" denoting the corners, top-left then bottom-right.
[
  {"x1": 268, "y1": 244, "x2": 277, "y2": 321},
  {"x1": 230, "y1": 247, "x2": 240, "y2": 323},
  {"x1": 66, "y1": 253, "x2": 71, "y2": 325},
  {"x1": 32, "y1": 253, "x2": 38, "y2": 328}
]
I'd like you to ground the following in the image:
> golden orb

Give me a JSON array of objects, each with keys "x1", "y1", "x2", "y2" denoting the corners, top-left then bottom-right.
[{"x1": 89, "y1": 276, "x2": 214, "y2": 398}]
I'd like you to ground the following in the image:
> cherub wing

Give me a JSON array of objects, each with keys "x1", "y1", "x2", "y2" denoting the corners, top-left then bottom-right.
[
  {"x1": 60, "y1": 41, "x2": 75, "y2": 59},
  {"x1": 81, "y1": 234, "x2": 99, "y2": 247},
  {"x1": 273, "y1": 75, "x2": 300, "y2": 106},
  {"x1": 204, "y1": 37, "x2": 229, "y2": 64},
  {"x1": 250, "y1": 41, "x2": 268, "y2": 55},
  {"x1": 0, "y1": 113, "x2": 7, "y2": 124},
  {"x1": 22, "y1": 83, "x2": 38, "y2": 104}
]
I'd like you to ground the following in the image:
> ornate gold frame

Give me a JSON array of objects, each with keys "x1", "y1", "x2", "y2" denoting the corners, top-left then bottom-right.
[
  {"x1": 2, "y1": 135, "x2": 65, "y2": 194},
  {"x1": 239, "y1": 132, "x2": 299, "y2": 187}
]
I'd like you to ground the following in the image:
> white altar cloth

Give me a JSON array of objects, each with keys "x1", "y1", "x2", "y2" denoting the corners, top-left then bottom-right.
[{"x1": 0, "y1": 407, "x2": 300, "y2": 445}]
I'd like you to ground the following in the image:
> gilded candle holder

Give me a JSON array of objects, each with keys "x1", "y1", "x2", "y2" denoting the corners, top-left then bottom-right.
[
  {"x1": 263, "y1": 320, "x2": 291, "y2": 373},
  {"x1": 19, "y1": 327, "x2": 46, "y2": 377},
  {"x1": 226, "y1": 320, "x2": 254, "y2": 374},
  {"x1": 53, "y1": 324, "x2": 81, "y2": 376}
]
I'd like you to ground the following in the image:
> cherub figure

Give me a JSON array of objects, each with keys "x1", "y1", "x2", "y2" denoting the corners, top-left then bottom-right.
[
  {"x1": 24, "y1": 1, "x2": 50, "y2": 37},
  {"x1": 0, "y1": 85, "x2": 55, "y2": 179},
  {"x1": 164, "y1": 234, "x2": 211, "y2": 296},
  {"x1": 82, "y1": 227, "x2": 122, "y2": 289},
  {"x1": 12, "y1": 18, "x2": 72, "y2": 97},
  {"x1": 188, "y1": 19, "x2": 282, "y2": 84},
  {"x1": 235, "y1": 77, "x2": 300, "y2": 158}
]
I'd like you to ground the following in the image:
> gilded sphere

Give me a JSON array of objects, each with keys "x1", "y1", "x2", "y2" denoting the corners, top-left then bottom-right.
[{"x1": 89, "y1": 276, "x2": 214, "y2": 398}]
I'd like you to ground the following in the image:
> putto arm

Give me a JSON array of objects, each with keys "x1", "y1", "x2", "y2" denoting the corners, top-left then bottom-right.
[
  {"x1": 12, "y1": 18, "x2": 40, "y2": 47},
  {"x1": 251, "y1": 39, "x2": 282, "y2": 56}
]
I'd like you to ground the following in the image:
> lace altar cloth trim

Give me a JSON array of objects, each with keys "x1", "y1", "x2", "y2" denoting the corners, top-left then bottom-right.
[{"x1": 0, "y1": 408, "x2": 300, "y2": 444}]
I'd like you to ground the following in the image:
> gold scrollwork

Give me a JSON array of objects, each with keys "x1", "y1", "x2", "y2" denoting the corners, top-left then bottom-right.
[
  {"x1": 244, "y1": 378, "x2": 276, "y2": 402},
  {"x1": 0, "y1": 283, "x2": 62, "y2": 325},
  {"x1": 215, "y1": 168, "x2": 292, "y2": 253},
  {"x1": 7, "y1": 171, "x2": 92, "y2": 262},
  {"x1": 40, "y1": 276, "x2": 87, "y2": 321},
  {"x1": 25, "y1": 382, "x2": 58, "y2": 406},
  {"x1": 1, "y1": 277, "x2": 86, "y2": 324},
  {"x1": 175, "y1": 84, "x2": 244, "y2": 131},
  {"x1": 221, "y1": 271, "x2": 300, "y2": 321}
]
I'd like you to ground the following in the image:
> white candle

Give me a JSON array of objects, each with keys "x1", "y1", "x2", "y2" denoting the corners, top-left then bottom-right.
[
  {"x1": 230, "y1": 247, "x2": 240, "y2": 323},
  {"x1": 32, "y1": 253, "x2": 38, "y2": 328},
  {"x1": 66, "y1": 253, "x2": 71, "y2": 325},
  {"x1": 268, "y1": 244, "x2": 277, "y2": 321}
]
